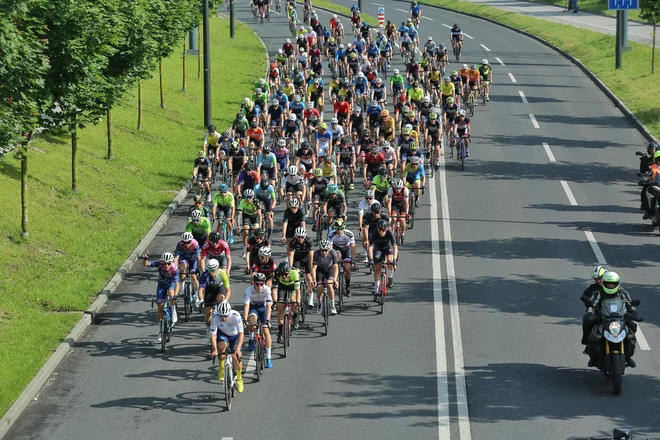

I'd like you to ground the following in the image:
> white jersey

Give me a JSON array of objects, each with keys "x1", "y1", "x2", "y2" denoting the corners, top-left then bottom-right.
[
  {"x1": 328, "y1": 125, "x2": 344, "y2": 140},
  {"x1": 210, "y1": 310, "x2": 244, "y2": 337},
  {"x1": 328, "y1": 229, "x2": 355, "y2": 248},
  {"x1": 281, "y1": 173, "x2": 304, "y2": 187},
  {"x1": 379, "y1": 146, "x2": 396, "y2": 162},
  {"x1": 359, "y1": 61, "x2": 372, "y2": 73},
  {"x1": 358, "y1": 198, "x2": 375, "y2": 216},
  {"x1": 244, "y1": 285, "x2": 273, "y2": 307}
]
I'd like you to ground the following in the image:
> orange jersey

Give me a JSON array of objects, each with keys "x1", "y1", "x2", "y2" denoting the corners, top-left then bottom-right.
[
  {"x1": 329, "y1": 18, "x2": 339, "y2": 31},
  {"x1": 247, "y1": 127, "x2": 264, "y2": 141},
  {"x1": 466, "y1": 70, "x2": 480, "y2": 84}
]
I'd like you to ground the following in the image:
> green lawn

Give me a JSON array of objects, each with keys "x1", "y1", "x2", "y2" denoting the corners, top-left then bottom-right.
[
  {"x1": 522, "y1": 0, "x2": 642, "y2": 21},
  {"x1": 419, "y1": 0, "x2": 660, "y2": 137},
  {"x1": 0, "y1": 17, "x2": 266, "y2": 417}
]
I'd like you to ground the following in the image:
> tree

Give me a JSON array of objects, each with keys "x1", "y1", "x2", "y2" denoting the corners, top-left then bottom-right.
[{"x1": 641, "y1": 0, "x2": 660, "y2": 73}]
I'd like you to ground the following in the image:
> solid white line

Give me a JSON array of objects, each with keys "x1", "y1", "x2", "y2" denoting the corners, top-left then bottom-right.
[
  {"x1": 272, "y1": 10, "x2": 281, "y2": 14},
  {"x1": 560, "y1": 180, "x2": 578, "y2": 206},
  {"x1": 518, "y1": 91, "x2": 527, "y2": 103},
  {"x1": 464, "y1": 33, "x2": 474, "y2": 40},
  {"x1": 479, "y1": 44, "x2": 491, "y2": 52},
  {"x1": 529, "y1": 113, "x2": 540, "y2": 129},
  {"x1": 422, "y1": 16, "x2": 433, "y2": 21},
  {"x1": 441, "y1": 23, "x2": 452, "y2": 29},
  {"x1": 495, "y1": 57, "x2": 505, "y2": 66},
  {"x1": 438, "y1": 154, "x2": 473, "y2": 440},
  {"x1": 636, "y1": 325, "x2": 651, "y2": 350},
  {"x1": 584, "y1": 231, "x2": 607, "y2": 265},
  {"x1": 396, "y1": 7, "x2": 408, "y2": 13},
  {"x1": 371, "y1": 2, "x2": 385, "y2": 5},
  {"x1": 507, "y1": 73, "x2": 517, "y2": 83},
  {"x1": 542, "y1": 142, "x2": 556, "y2": 162},
  {"x1": 429, "y1": 171, "x2": 451, "y2": 439}
]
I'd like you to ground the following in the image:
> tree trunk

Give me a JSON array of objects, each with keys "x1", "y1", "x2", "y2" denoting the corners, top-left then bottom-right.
[
  {"x1": 20, "y1": 149, "x2": 28, "y2": 239},
  {"x1": 183, "y1": 36, "x2": 188, "y2": 93},
  {"x1": 653, "y1": 22, "x2": 657, "y2": 74},
  {"x1": 71, "y1": 124, "x2": 79, "y2": 193},
  {"x1": 198, "y1": 28, "x2": 202, "y2": 80},
  {"x1": 159, "y1": 57, "x2": 165, "y2": 109},
  {"x1": 106, "y1": 107, "x2": 114, "y2": 160},
  {"x1": 137, "y1": 80, "x2": 143, "y2": 130}
]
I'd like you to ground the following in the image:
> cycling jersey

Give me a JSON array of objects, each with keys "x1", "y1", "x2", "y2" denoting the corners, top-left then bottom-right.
[
  {"x1": 257, "y1": 152, "x2": 277, "y2": 169},
  {"x1": 369, "y1": 228, "x2": 395, "y2": 250},
  {"x1": 454, "y1": 116, "x2": 471, "y2": 130},
  {"x1": 407, "y1": 87, "x2": 424, "y2": 102},
  {"x1": 175, "y1": 240, "x2": 201, "y2": 260},
  {"x1": 380, "y1": 146, "x2": 396, "y2": 162},
  {"x1": 281, "y1": 173, "x2": 304, "y2": 187},
  {"x1": 148, "y1": 260, "x2": 180, "y2": 285},
  {"x1": 328, "y1": 229, "x2": 355, "y2": 248},
  {"x1": 372, "y1": 175, "x2": 391, "y2": 193},
  {"x1": 289, "y1": 236, "x2": 314, "y2": 261},
  {"x1": 309, "y1": 176, "x2": 329, "y2": 194},
  {"x1": 202, "y1": 240, "x2": 231, "y2": 258},
  {"x1": 273, "y1": 267, "x2": 300, "y2": 288},
  {"x1": 186, "y1": 218, "x2": 212, "y2": 236},
  {"x1": 194, "y1": 157, "x2": 211, "y2": 175},
  {"x1": 238, "y1": 199, "x2": 260, "y2": 216},
  {"x1": 203, "y1": 132, "x2": 220, "y2": 148},
  {"x1": 199, "y1": 270, "x2": 230, "y2": 292},
  {"x1": 428, "y1": 71, "x2": 441, "y2": 82},
  {"x1": 255, "y1": 184, "x2": 276, "y2": 201},
  {"x1": 321, "y1": 162, "x2": 336, "y2": 179},
  {"x1": 403, "y1": 163, "x2": 425, "y2": 181},
  {"x1": 390, "y1": 74, "x2": 404, "y2": 86},
  {"x1": 210, "y1": 310, "x2": 243, "y2": 337},
  {"x1": 244, "y1": 285, "x2": 273, "y2": 307},
  {"x1": 388, "y1": 187, "x2": 409, "y2": 204},
  {"x1": 440, "y1": 82, "x2": 455, "y2": 96},
  {"x1": 313, "y1": 249, "x2": 339, "y2": 270},
  {"x1": 252, "y1": 257, "x2": 276, "y2": 278}
]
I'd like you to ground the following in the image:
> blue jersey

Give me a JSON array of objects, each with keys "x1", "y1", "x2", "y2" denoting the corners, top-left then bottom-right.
[
  {"x1": 411, "y1": 5, "x2": 421, "y2": 16},
  {"x1": 367, "y1": 45, "x2": 379, "y2": 56},
  {"x1": 148, "y1": 260, "x2": 180, "y2": 285},
  {"x1": 175, "y1": 241, "x2": 201, "y2": 261},
  {"x1": 257, "y1": 152, "x2": 277, "y2": 169},
  {"x1": 398, "y1": 25, "x2": 409, "y2": 34},
  {"x1": 337, "y1": 48, "x2": 347, "y2": 60},
  {"x1": 275, "y1": 93, "x2": 289, "y2": 107},
  {"x1": 366, "y1": 105, "x2": 382, "y2": 116},
  {"x1": 255, "y1": 184, "x2": 276, "y2": 200},
  {"x1": 404, "y1": 164, "x2": 425, "y2": 180}
]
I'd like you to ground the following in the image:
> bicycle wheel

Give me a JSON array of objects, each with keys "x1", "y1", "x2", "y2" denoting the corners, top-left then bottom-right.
[
  {"x1": 300, "y1": 281, "x2": 307, "y2": 323},
  {"x1": 460, "y1": 143, "x2": 466, "y2": 171},
  {"x1": 283, "y1": 314, "x2": 289, "y2": 358},
  {"x1": 482, "y1": 88, "x2": 487, "y2": 106},
  {"x1": 337, "y1": 273, "x2": 344, "y2": 313},
  {"x1": 255, "y1": 337, "x2": 262, "y2": 381},
  {"x1": 468, "y1": 95, "x2": 475, "y2": 117},
  {"x1": 159, "y1": 316, "x2": 167, "y2": 353},
  {"x1": 409, "y1": 197, "x2": 415, "y2": 229},
  {"x1": 224, "y1": 361, "x2": 232, "y2": 410},
  {"x1": 379, "y1": 274, "x2": 386, "y2": 314},
  {"x1": 323, "y1": 294, "x2": 329, "y2": 336},
  {"x1": 429, "y1": 148, "x2": 435, "y2": 178},
  {"x1": 286, "y1": 311, "x2": 292, "y2": 347}
]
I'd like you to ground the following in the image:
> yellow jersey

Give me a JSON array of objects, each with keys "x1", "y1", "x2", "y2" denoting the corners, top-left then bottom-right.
[
  {"x1": 428, "y1": 71, "x2": 442, "y2": 82},
  {"x1": 440, "y1": 82, "x2": 455, "y2": 96},
  {"x1": 283, "y1": 83, "x2": 294, "y2": 96},
  {"x1": 410, "y1": 130, "x2": 419, "y2": 143},
  {"x1": 320, "y1": 162, "x2": 336, "y2": 179},
  {"x1": 407, "y1": 87, "x2": 424, "y2": 102}
]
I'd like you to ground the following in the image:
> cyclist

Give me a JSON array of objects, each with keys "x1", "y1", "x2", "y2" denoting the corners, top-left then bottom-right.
[
  {"x1": 400, "y1": 32, "x2": 413, "y2": 59},
  {"x1": 440, "y1": 76, "x2": 455, "y2": 106},
  {"x1": 403, "y1": 156, "x2": 425, "y2": 206},
  {"x1": 228, "y1": 141, "x2": 247, "y2": 184},
  {"x1": 333, "y1": 95, "x2": 351, "y2": 126},
  {"x1": 371, "y1": 166, "x2": 391, "y2": 204},
  {"x1": 390, "y1": 69, "x2": 405, "y2": 106},
  {"x1": 336, "y1": 136, "x2": 356, "y2": 189},
  {"x1": 246, "y1": 228, "x2": 270, "y2": 274},
  {"x1": 320, "y1": 154, "x2": 338, "y2": 183},
  {"x1": 466, "y1": 64, "x2": 481, "y2": 103},
  {"x1": 142, "y1": 252, "x2": 179, "y2": 341},
  {"x1": 257, "y1": 145, "x2": 278, "y2": 189},
  {"x1": 252, "y1": 246, "x2": 277, "y2": 288},
  {"x1": 348, "y1": 106, "x2": 365, "y2": 136},
  {"x1": 312, "y1": 239, "x2": 339, "y2": 316},
  {"x1": 328, "y1": 218, "x2": 356, "y2": 296},
  {"x1": 174, "y1": 232, "x2": 202, "y2": 300},
  {"x1": 322, "y1": 184, "x2": 347, "y2": 225},
  {"x1": 189, "y1": 194, "x2": 211, "y2": 222},
  {"x1": 288, "y1": 226, "x2": 315, "y2": 308},
  {"x1": 453, "y1": 109, "x2": 471, "y2": 157},
  {"x1": 368, "y1": 218, "x2": 398, "y2": 296},
  {"x1": 274, "y1": 138, "x2": 290, "y2": 172},
  {"x1": 283, "y1": 113, "x2": 303, "y2": 147},
  {"x1": 236, "y1": 161, "x2": 260, "y2": 195},
  {"x1": 410, "y1": 1, "x2": 422, "y2": 25},
  {"x1": 442, "y1": 96, "x2": 459, "y2": 142},
  {"x1": 316, "y1": 122, "x2": 332, "y2": 159},
  {"x1": 267, "y1": 99, "x2": 285, "y2": 139},
  {"x1": 309, "y1": 168, "x2": 329, "y2": 225},
  {"x1": 362, "y1": 146, "x2": 385, "y2": 189},
  {"x1": 212, "y1": 184, "x2": 236, "y2": 244},
  {"x1": 407, "y1": 80, "x2": 424, "y2": 109},
  {"x1": 387, "y1": 178, "x2": 410, "y2": 244},
  {"x1": 193, "y1": 150, "x2": 212, "y2": 203},
  {"x1": 427, "y1": 66, "x2": 442, "y2": 99},
  {"x1": 400, "y1": 140, "x2": 424, "y2": 172},
  {"x1": 272, "y1": 261, "x2": 301, "y2": 339},
  {"x1": 328, "y1": 118, "x2": 344, "y2": 147},
  {"x1": 281, "y1": 197, "x2": 306, "y2": 247},
  {"x1": 255, "y1": 177, "x2": 277, "y2": 240},
  {"x1": 247, "y1": 119, "x2": 265, "y2": 155},
  {"x1": 237, "y1": 189, "x2": 262, "y2": 258},
  {"x1": 450, "y1": 24, "x2": 464, "y2": 54},
  {"x1": 282, "y1": 164, "x2": 306, "y2": 203},
  {"x1": 425, "y1": 112, "x2": 442, "y2": 171},
  {"x1": 210, "y1": 301, "x2": 244, "y2": 393},
  {"x1": 202, "y1": 124, "x2": 220, "y2": 157},
  {"x1": 478, "y1": 59, "x2": 493, "y2": 101},
  {"x1": 449, "y1": 70, "x2": 463, "y2": 107},
  {"x1": 201, "y1": 232, "x2": 232, "y2": 279},
  {"x1": 186, "y1": 209, "x2": 212, "y2": 248},
  {"x1": 436, "y1": 43, "x2": 448, "y2": 74},
  {"x1": 244, "y1": 272, "x2": 273, "y2": 368},
  {"x1": 199, "y1": 258, "x2": 230, "y2": 341}
]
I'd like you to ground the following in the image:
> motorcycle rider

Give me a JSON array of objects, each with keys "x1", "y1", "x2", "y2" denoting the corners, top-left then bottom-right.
[
  {"x1": 644, "y1": 149, "x2": 660, "y2": 223},
  {"x1": 640, "y1": 142, "x2": 658, "y2": 218},
  {"x1": 582, "y1": 271, "x2": 640, "y2": 368},
  {"x1": 580, "y1": 265, "x2": 607, "y2": 311}
]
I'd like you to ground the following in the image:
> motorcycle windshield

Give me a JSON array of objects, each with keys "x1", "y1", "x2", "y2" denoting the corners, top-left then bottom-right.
[{"x1": 600, "y1": 297, "x2": 626, "y2": 318}]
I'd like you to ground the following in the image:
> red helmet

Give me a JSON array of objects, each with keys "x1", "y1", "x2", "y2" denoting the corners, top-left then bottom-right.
[
  {"x1": 270, "y1": 63, "x2": 276, "y2": 69},
  {"x1": 398, "y1": 94, "x2": 406, "y2": 103}
]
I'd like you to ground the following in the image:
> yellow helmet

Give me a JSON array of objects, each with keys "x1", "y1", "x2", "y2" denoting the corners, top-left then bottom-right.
[{"x1": 313, "y1": 168, "x2": 322, "y2": 176}]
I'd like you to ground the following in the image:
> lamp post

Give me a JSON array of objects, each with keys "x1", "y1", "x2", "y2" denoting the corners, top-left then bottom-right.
[{"x1": 203, "y1": 0, "x2": 212, "y2": 127}]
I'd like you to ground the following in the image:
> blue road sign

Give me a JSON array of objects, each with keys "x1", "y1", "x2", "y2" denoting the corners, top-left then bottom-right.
[
  {"x1": 608, "y1": 0, "x2": 638, "y2": 10},
  {"x1": 378, "y1": 7, "x2": 384, "y2": 14}
]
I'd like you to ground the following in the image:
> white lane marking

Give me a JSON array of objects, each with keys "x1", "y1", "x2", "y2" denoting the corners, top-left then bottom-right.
[
  {"x1": 396, "y1": 7, "x2": 408, "y2": 13},
  {"x1": 584, "y1": 231, "x2": 607, "y2": 265},
  {"x1": 464, "y1": 33, "x2": 474, "y2": 40},
  {"x1": 529, "y1": 113, "x2": 540, "y2": 129},
  {"x1": 429, "y1": 170, "x2": 451, "y2": 439},
  {"x1": 636, "y1": 325, "x2": 651, "y2": 350},
  {"x1": 371, "y1": 2, "x2": 385, "y2": 5},
  {"x1": 415, "y1": 46, "x2": 422, "y2": 55},
  {"x1": 495, "y1": 57, "x2": 505, "y2": 66},
  {"x1": 479, "y1": 44, "x2": 491, "y2": 52},
  {"x1": 272, "y1": 10, "x2": 281, "y2": 14},
  {"x1": 542, "y1": 142, "x2": 556, "y2": 162},
  {"x1": 518, "y1": 91, "x2": 527, "y2": 103},
  {"x1": 508, "y1": 73, "x2": 517, "y2": 83},
  {"x1": 221, "y1": 438, "x2": 234, "y2": 440},
  {"x1": 246, "y1": 350, "x2": 257, "y2": 376},
  {"x1": 394, "y1": 41, "x2": 400, "y2": 49},
  {"x1": 439, "y1": 154, "x2": 473, "y2": 440},
  {"x1": 422, "y1": 16, "x2": 433, "y2": 21},
  {"x1": 560, "y1": 180, "x2": 578, "y2": 206},
  {"x1": 441, "y1": 23, "x2": 452, "y2": 29}
]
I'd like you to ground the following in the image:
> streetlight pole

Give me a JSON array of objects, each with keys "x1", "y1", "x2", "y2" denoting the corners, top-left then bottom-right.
[{"x1": 203, "y1": 0, "x2": 212, "y2": 127}]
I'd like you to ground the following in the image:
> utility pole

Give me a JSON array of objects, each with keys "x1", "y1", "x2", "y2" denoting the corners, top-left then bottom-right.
[
  {"x1": 203, "y1": 0, "x2": 212, "y2": 127},
  {"x1": 230, "y1": 0, "x2": 235, "y2": 38}
]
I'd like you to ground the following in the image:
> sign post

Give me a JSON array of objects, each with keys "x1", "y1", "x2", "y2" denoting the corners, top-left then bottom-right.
[
  {"x1": 608, "y1": 0, "x2": 639, "y2": 69},
  {"x1": 378, "y1": 7, "x2": 385, "y2": 26}
]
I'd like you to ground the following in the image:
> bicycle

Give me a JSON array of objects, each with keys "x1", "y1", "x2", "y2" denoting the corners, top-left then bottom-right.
[
  {"x1": 152, "y1": 297, "x2": 175, "y2": 353},
  {"x1": 408, "y1": 188, "x2": 416, "y2": 229},
  {"x1": 467, "y1": 87, "x2": 477, "y2": 117},
  {"x1": 213, "y1": 348, "x2": 238, "y2": 410},
  {"x1": 252, "y1": 319, "x2": 267, "y2": 381},
  {"x1": 315, "y1": 213, "x2": 328, "y2": 246},
  {"x1": 181, "y1": 268, "x2": 194, "y2": 322},
  {"x1": 279, "y1": 299, "x2": 297, "y2": 357},
  {"x1": 289, "y1": 19, "x2": 297, "y2": 37},
  {"x1": 480, "y1": 82, "x2": 487, "y2": 106},
  {"x1": 317, "y1": 281, "x2": 330, "y2": 336},
  {"x1": 453, "y1": 41, "x2": 461, "y2": 62},
  {"x1": 377, "y1": 266, "x2": 387, "y2": 314},
  {"x1": 299, "y1": 267, "x2": 308, "y2": 324},
  {"x1": 456, "y1": 135, "x2": 469, "y2": 171}
]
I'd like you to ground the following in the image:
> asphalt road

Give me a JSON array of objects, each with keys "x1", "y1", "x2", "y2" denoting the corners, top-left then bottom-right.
[{"x1": 6, "y1": 1, "x2": 660, "y2": 440}]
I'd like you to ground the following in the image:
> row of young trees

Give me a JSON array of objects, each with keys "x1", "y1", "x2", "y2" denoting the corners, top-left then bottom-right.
[{"x1": 0, "y1": 0, "x2": 212, "y2": 237}]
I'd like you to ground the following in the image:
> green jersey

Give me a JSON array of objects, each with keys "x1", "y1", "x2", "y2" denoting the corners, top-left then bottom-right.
[
  {"x1": 372, "y1": 175, "x2": 391, "y2": 193},
  {"x1": 232, "y1": 117, "x2": 249, "y2": 131},
  {"x1": 324, "y1": 188, "x2": 345, "y2": 202},
  {"x1": 390, "y1": 74, "x2": 404, "y2": 85},
  {"x1": 275, "y1": 268, "x2": 300, "y2": 288},
  {"x1": 186, "y1": 217, "x2": 212, "y2": 235},
  {"x1": 238, "y1": 199, "x2": 260, "y2": 216},
  {"x1": 213, "y1": 192, "x2": 235, "y2": 208}
]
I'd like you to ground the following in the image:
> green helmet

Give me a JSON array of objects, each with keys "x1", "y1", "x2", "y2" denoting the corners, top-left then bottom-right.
[
  {"x1": 653, "y1": 151, "x2": 660, "y2": 162},
  {"x1": 601, "y1": 271, "x2": 620, "y2": 295},
  {"x1": 327, "y1": 184, "x2": 338, "y2": 194}
]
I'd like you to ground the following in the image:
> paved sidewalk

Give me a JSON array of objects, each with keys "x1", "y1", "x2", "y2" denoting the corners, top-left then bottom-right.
[{"x1": 463, "y1": 0, "x2": 654, "y2": 46}]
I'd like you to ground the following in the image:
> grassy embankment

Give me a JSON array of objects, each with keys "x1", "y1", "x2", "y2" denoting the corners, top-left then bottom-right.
[{"x1": 0, "y1": 17, "x2": 266, "y2": 417}]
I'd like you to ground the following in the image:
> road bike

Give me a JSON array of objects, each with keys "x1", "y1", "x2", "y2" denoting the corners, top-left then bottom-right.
[
  {"x1": 407, "y1": 187, "x2": 416, "y2": 229},
  {"x1": 181, "y1": 268, "x2": 195, "y2": 322},
  {"x1": 453, "y1": 41, "x2": 461, "y2": 62},
  {"x1": 253, "y1": 319, "x2": 267, "y2": 381},
  {"x1": 456, "y1": 135, "x2": 469, "y2": 170},
  {"x1": 467, "y1": 87, "x2": 478, "y2": 117},
  {"x1": 213, "y1": 348, "x2": 238, "y2": 410},
  {"x1": 279, "y1": 299, "x2": 297, "y2": 357},
  {"x1": 317, "y1": 281, "x2": 330, "y2": 336},
  {"x1": 152, "y1": 297, "x2": 175, "y2": 353}
]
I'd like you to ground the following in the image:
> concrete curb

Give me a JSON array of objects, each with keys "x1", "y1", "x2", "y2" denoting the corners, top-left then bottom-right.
[
  {"x1": 0, "y1": 17, "x2": 273, "y2": 437},
  {"x1": 415, "y1": 0, "x2": 659, "y2": 144}
]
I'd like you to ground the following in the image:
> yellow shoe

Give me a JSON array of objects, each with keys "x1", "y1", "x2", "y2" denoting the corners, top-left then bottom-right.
[
  {"x1": 236, "y1": 378, "x2": 244, "y2": 393},
  {"x1": 218, "y1": 363, "x2": 225, "y2": 381}
]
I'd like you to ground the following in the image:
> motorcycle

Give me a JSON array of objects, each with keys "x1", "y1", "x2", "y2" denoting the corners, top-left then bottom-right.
[
  {"x1": 636, "y1": 170, "x2": 659, "y2": 230},
  {"x1": 587, "y1": 298, "x2": 640, "y2": 395}
]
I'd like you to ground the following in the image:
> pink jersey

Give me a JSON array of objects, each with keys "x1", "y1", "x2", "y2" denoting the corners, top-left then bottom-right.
[{"x1": 202, "y1": 240, "x2": 231, "y2": 258}]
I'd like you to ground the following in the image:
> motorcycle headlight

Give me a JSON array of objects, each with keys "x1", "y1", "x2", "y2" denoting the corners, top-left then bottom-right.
[{"x1": 608, "y1": 321, "x2": 622, "y2": 337}]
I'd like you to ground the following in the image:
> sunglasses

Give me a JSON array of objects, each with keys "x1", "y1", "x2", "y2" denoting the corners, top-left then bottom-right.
[
  {"x1": 245, "y1": 196, "x2": 254, "y2": 199},
  {"x1": 296, "y1": 236, "x2": 305, "y2": 239},
  {"x1": 254, "y1": 282, "x2": 264, "y2": 287},
  {"x1": 366, "y1": 197, "x2": 373, "y2": 200}
]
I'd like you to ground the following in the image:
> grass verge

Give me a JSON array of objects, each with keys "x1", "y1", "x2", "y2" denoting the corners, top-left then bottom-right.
[
  {"x1": 418, "y1": 0, "x2": 660, "y2": 137},
  {"x1": 0, "y1": 16, "x2": 266, "y2": 417},
  {"x1": 518, "y1": 0, "x2": 642, "y2": 21}
]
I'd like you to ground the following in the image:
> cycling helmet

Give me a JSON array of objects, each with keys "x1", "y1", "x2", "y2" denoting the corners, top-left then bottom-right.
[
  {"x1": 446, "y1": 97, "x2": 454, "y2": 104},
  {"x1": 333, "y1": 219, "x2": 346, "y2": 230},
  {"x1": 601, "y1": 271, "x2": 620, "y2": 295},
  {"x1": 313, "y1": 168, "x2": 323, "y2": 176},
  {"x1": 333, "y1": 13, "x2": 338, "y2": 19},
  {"x1": 288, "y1": 165, "x2": 298, "y2": 175},
  {"x1": 471, "y1": 64, "x2": 477, "y2": 70},
  {"x1": 369, "y1": 146, "x2": 379, "y2": 154},
  {"x1": 402, "y1": 127, "x2": 411, "y2": 135},
  {"x1": 377, "y1": 219, "x2": 389, "y2": 230},
  {"x1": 318, "y1": 122, "x2": 328, "y2": 129},
  {"x1": 243, "y1": 189, "x2": 255, "y2": 198},
  {"x1": 217, "y1": 301, "x2": 232, "y2": 317},
  {"x1": 294, "y1": 226, "x2": 307, "y2": 237},
  {"x1": 427, "y1": 36, "x2": 433, "y2": 41},
  {"x1": 462, "y1": 64, "x2": 468, "y2": 69},
  {"x1": 255, "y1": 228, "x2": 267, "y2": 238},
  {"x1": 221, "y1": 130, "x2": 230, "y2": 137},
  {"x1": 381, "y1": 109, "x2": 390, "y2": 117},
  {"x1": 654, "y1": 151, "x2": 660, "y2": 163},
  {"x1": 218, "y1": 183, "x2": 229, "y2": 192},
  {"x1": 301, "y1": 140, "x2": 311, "y2": 149},
  {"x1": 393, "y1": 178, "x2": 404, "y2": 189},
  {"x1": 423, "y1": 96, "x2": 430, "y2": 103},
  {"x1": 382, "y1": 140, "x2": 391, "y2": 148},
  {"x1": 277, "y1": 139, "x2": 286, "y2": 147},
  {"x1": 253, "y1": 272, "x2": 267, "y2": 283},
  {"x1": 394, "y1": 68, "x2": 400, "y2": 75},
  {"x1": 410, "y1": 156, "x2": 421, "y2": 165},
  {"x1": 208, "y1": 125, "x2": 216, "y2": 131},
  {"x1": 376, "y1": 77, "x2": 383, "y2": 84},
  {"x1": 365, "y1": 189, "x2": 375, "y2": 198},
  {"x1": 250, "y1": 120, "x2": 258, "y2": 128},
  {"x1": 429, "y1": 112, "x2": 438, "y2": 119},
  {"x1": 319, "y1": 239, "x2": 331, "y2": 250},
  {"x1": 362, "y1": 128, "x2": 370, "y2": 136},
  {"x1": 161, "y1": 252, "x2": 174, "y2": 264},
  {"x1": 245, "y1": 161, "x2": 254, "y2": 171},
  {"x1": 288, "y1": 197, "x2": 300, "y2": 207},
  {"x1": 209, "y1": 231, "x2": 221, "y2": 243},
  {"x1": 482, "y1": 59, "x2": 489, "y2": 65},
  {"x1": 409, "y1": 141, "x2": 419, "y2": 151},
  {"x1": 331, "y1": 118, "x2": 339, "y2": 125},
  {"x1": 182, "y1": 232, "x2": 194, "y2": 242},
  {"x1": 323, "y1": 154, "x2": 333, "y2": 163},
  {"x1": 592, "y1": 265, "x2": 607, "y2": 280},
  {"x1": 258, "y1": 246, "x2": 272, "y2": 257},
  {"x1": 260, "y1": 179, "x2": 269, "y2": 189},
  {"x1": 230, "y1": 141, "x2": 240, "y2": 150},
  {"x1": 370, "y1": 99, "x2": 378, "y2": 107},
  {"x1": 450, "y1": 70, "x2": 458, "y2": 76},
  {"x1": 278, "y1": 261, "x2": 291, "y2": 274},
  {"x1": 357, "y1": 71, "x2": 365, "y2": 78},
  {"x1": 278, "y1": 48, "x2": 284, "y2": 54},
  {"x1": 207, "y1": 259, "x2": 220, "y2": 272},
  {"x1": 263, "y1": 145, "x2": 272, "y2": 154},
  {"x1": 370, "y1": 201, "x2": 382, "y2": 212},
  {"x1": 272, "y1": 99, "x2": 279, "y2": 106},
  {"x1": 198, "y1": 150, "x2": 206, "y2": 158},
  {"x1": 327, "y1": 184, "x2": 339, "y2": 194},
  {"x1": 378, "y1": 167, "x2": 387, "y2": 177},
  {"x1": 648, "y1": 141, "x2": 659, "y2": 150},
  {"x1": 458, "y1": 109, "x2": 466, "y2": 116},
  {"x1": 444, "y1": 76, "x2": 451, "y2": 82},
  {"x1": 190, "y1": 210, "x2": 203, "y2": 221},
  {"x1": 353, "y1": 107, "x2": 361, "y2": 114}
]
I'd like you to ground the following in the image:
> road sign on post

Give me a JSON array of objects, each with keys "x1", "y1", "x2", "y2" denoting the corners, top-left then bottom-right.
[
  {"x1": 609, "y1": 0, "x2": 638, "y2": 69},
  {"x1": 378, "y1": 7, "x2": 385, "y2": 26},
  {"x1": 608, "y1": 0, "x2": 638, "y2": 9}
]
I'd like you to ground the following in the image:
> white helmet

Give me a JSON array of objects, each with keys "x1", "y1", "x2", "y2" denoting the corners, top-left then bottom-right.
[
  {"x1": 207, "y1": 259, "x2": 220, "y2": 272},
  {"x1": 376, "y1": 77, "x2": 383, "y2": 84},
  {"x1": 381, "y1": 141, "x2": 391, "y2": 148},
  {"x1": 190, "y1": 210, "x2": 203, "y2": 221},
  {"x1": 462, "y1": 64, "x2": 468, "y2": 69},
  {"x1": 295, "y1": 226, "x2": 307, "y2": 237},
  {"x1": 243, "y1": 189, "x2": 255, "y2": 198},
  {"x1": 404, "y1": 124, "x2": 413, "y2": 130},
  {"x1": 278, "y1": 48, "x2": 283, "y2": 54},
  {"x1": 482, "y1": 59, "x2": 489, "y2": 65},
  {"x1": 357, "y1": 71, "x2": 364, "y2": 78},
  {"x1": 288, "y1": 165, "x2": 298, "y2": 175},
  {"x1": 394, "y1": 69, "x2": 400, "y2": 75},
  {"x1": 286, "y1": 38, "x2": 291, "y2": 43},
  {"x1": 277, "y1": 139, "x2": 286, "y2": 147},
  {"x1": 427, "y1": 36, "x2": 433, "y2": 41},
  {"x1": 458, "y1": 109, "x2": 466, "y2": 116},
  {"x1": 258, "y1": 246, "x2": 272, "y2": 257},
  {"x1": 216, "y1": 300, "x2": 231, "y2": 317},
  {"x1": 333, "y1": 13, "x2": 338, "y2": 19},
  {"x1": 423, "y1": 95, "x2": 430, "y2": 103},
  {"x1": 288, "y1": 113, "x2": 297, "y2": 120},
  {"x1": 182, "y1": 232, "x2": 194, "y2": 242},
  {"x1": 161, "y1": 252, "x2": 174, "y2": 263},
  {"x1": 288, "y1": 197, "x2": 300, "y2": 207}
]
